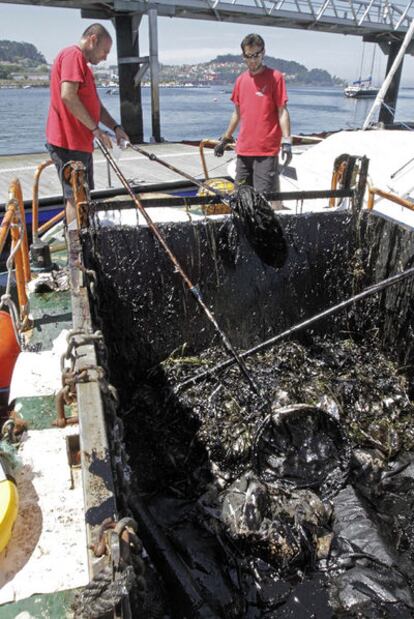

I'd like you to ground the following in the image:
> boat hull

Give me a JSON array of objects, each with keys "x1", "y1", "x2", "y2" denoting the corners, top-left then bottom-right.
[{"x1": 344, "y1": 86, "x2": 379, "y2": 98}]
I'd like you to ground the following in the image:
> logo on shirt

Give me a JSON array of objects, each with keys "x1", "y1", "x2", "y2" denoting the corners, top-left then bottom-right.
[{"x1": 256, "y1": 85, "x2": 267, "y2": 97}]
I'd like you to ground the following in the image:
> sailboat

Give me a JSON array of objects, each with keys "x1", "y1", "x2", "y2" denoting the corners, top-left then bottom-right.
[
  {"x1": 344, "y1": 43, "x2": 379, "y2": 98},
  {"x1": 344, "y1": 77, "x2": 379, "y2": 98}
]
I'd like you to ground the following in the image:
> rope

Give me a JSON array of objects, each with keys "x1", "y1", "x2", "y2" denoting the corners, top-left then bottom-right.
[
  {"x1": 72, "y1": 565, "x2": 135, "y2": 618},
  {"x1": 0, "y1": 294, "x2": 21, "y2": 349},
  {"x1": 380, "y1": 101, "x2": 414, "y2": 131},
  {"x1": 198, "y1": 155, "x2": 236, "y2": 178},
  {"x1": 0, "y1": 222, "x2": 24, "y2": 348}
]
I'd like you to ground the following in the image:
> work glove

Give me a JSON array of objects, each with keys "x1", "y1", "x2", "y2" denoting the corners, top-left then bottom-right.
[
  {"x1": 281, "y1": 139, "x2": 293, "y2": 167},
  {"x1": 214, "y1": 136, "x2": 234, "y2": 157}
]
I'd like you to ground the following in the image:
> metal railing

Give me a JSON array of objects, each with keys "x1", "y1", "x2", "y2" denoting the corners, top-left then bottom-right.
[
  {"x1": 367, "y1": 185, "x2": 414, "y2": 211},
  {"x1": 119, "y1": 0, "x2": 414, "y2": 34},
  {"x1": 0, "y1": 179, "x2": 31, "y2": 330},
  {"x1": 31, "y1": 159, "x2": 66, "y2": 242}
]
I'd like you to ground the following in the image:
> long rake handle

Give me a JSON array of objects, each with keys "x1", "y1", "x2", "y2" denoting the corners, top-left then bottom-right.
[
  {"x1": 127, "y1": 143, "x2": 231, "y2": 203},
  {"x1": 177, "y1": 266, "x2": 414, "y2": 391},
  {"x1": 96, "y1": 139, "x2": 259, "y2": 395}
]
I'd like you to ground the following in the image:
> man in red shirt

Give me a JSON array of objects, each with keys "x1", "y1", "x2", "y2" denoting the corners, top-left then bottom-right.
[
  {"x1": 46, "y1": 23, "x2": 129, "y2": 227},
  {"x1": 215, "y1": 33, "x2": 292, "y2": 194}
]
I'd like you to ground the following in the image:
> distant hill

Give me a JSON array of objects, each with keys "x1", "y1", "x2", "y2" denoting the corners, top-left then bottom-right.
[
  {"x1": 0, "y1": 40, "x2": 47, "y2": 65},
  {"x1": 160, "y1": 53, "x2": 344, "y2": 87},
  {"x1": 0, "y1": 40, "x2": 343, "y2": 88}
]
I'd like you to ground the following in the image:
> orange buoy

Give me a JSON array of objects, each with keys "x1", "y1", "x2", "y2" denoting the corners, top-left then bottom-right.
[{"x1": 0, "y1": 310, "x2": 20, "y2": 390}]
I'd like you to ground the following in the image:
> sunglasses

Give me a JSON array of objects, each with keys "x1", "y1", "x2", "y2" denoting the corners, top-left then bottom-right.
[{"x1": 243, "y1": 50, "x2": 264, "y2": 59}]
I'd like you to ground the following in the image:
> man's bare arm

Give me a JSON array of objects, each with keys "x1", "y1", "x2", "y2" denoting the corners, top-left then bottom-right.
[
  {"x1": 60, "y1": 81, "x2": 112, "y2": 147},
  {"x1": 223, "y1": 105, "x2": 240, "y2": 140},
  {"x1": 278, "y1": 105, "x2": 291, "y2": 140}
]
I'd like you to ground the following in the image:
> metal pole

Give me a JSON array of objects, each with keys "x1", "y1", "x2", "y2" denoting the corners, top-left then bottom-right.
[
  {"x1": 95, "y1": 139, "x2": 260, "y2": 396},
  {"x1": 148, "y1": 8, "x2": 161, "y2": 143},
  {"x1": 378, "y1": 40, "x2": 404, "y2": 125},
  {"x1": 128, "y1": 142, "x2": 227, "y2": 198},
  {"x1": 363, "y1": 19, "x2": 414, "y2": 129},
  {"x1": 114, "y1": 14, "x2": 144, "y2": 143},
  {"x1": 177, "y1": 266, "x2": 414, "y2": 391},
  {"x1": 106, "y1": 159, "x2": 112, "y2": 188}
]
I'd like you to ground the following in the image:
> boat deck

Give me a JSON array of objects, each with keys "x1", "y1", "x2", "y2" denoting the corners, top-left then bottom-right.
[
  {"x1": 0, "y1": 142, "x2": 235, "y2": 205},
  {"x1": 0, "y1": 247, "x2": 88, "y2": 616}
]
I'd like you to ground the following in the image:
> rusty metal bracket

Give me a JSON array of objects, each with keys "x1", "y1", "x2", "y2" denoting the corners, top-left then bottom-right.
[
  {"x1": 90, "y1": 516, "x2": 139, "y2": 566},
  {"x1": 60, "y1": 329, "x2": 104, "y2": 372},
  {"x1": 55, "y1": 329, "x2": 106, "y2": 427},
  {"x1": 63, "y1": 161, "x2": 90, "y2": 229}
]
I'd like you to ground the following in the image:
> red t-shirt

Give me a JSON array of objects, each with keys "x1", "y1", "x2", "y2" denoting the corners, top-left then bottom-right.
[
  {"x1": 46, "y1": 45, "x2": 101, "y2": 153},
  {"x1": 231, "y1": 67, "x2": 288, "y2": 156}
]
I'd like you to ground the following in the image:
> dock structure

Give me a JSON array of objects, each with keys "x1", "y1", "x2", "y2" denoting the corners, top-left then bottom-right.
[
  {"x1": 1, "y1": 0, "x2": 414, "y2": 137},
  {"x1": 0, "y1": 143, "x2": 235, "y2": 205}
]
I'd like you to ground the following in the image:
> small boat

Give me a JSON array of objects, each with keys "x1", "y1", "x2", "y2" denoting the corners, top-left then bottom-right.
[
  {"x1": 344, "y1": 82, "x2": 379, "y2": 98},
  {"x1": 345, "y1": 42, "x2": 379, "y2": 98}
]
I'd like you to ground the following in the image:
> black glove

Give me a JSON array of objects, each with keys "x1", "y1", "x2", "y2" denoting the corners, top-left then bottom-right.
[
  {"x1": 281, "y1": 141, "x2": 292, "y2": 167},
  {"x1": 214, "y1": 136, "x2": 234, "y2": 157}
]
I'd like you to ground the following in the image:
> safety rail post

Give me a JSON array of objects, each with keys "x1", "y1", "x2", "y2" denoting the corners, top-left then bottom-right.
[
  {"x1": 37, "y1": 210, "x2": 66, "y2": 237},
  {"x1": 329, "y1": 161, "x2": 347, "y2": 208},
  {"x1": 9, "y1": 179, "x2": 31, "y2": 283},
  {"x1": 10, "y1": 214, "x2": 29, "y2": 326},
  {"x1": 32, "y1": 159, "x2": 53, "y2": 243},
  {"x1": 63, "y1": 161, "x2": 89, "y2": 229},
  {"x1": 367, "y1": 187, "x2": 375, "y2": 211},
  {"x1": 199, "y1": 139, "x2": 216, "y2": 180},
  {"x1": 368, "y1": 187, "x2": 414, "y2": 212},
  {"x1": 0, "y1": 202, "x2": 15, "y2": 254},
  {"x1": 199, "y1": 138, "x2": 235, "y2": 181}
]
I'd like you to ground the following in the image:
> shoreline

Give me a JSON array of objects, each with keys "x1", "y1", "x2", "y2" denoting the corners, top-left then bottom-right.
[{"x1": 0, "y1": 81, "x2": 346, "y2": 90}]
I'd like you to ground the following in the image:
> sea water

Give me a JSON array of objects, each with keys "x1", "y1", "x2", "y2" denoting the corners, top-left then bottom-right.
[{"x1": 1, "y1": 85, "x2": 414, "y2": 156}]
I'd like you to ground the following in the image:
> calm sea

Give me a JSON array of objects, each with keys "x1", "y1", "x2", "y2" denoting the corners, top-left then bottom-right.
[{"x1": 1, "y1": 85, "x2": 414, "y2": 156}]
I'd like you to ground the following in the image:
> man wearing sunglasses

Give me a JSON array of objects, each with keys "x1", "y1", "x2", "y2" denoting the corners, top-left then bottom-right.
[{"x1": 214, "y1": 33, "x2": 292, "y2": 194}]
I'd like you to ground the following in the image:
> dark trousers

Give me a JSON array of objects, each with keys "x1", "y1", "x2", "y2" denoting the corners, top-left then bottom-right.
[
  {"x1": 235, "y1": 155, "x2": 280, "y2": 193},
  {"x1": 46, "y1": 143, "x2": 94, "y2": 200}
]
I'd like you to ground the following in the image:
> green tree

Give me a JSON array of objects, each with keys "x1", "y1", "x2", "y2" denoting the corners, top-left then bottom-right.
[{"x1": 0, "y1": 40, "x2": 47, "y2": 65}]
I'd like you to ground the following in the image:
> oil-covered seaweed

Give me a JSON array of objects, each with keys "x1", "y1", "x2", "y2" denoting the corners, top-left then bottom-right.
[{"x1": 81, "y1": 207, "x2": 414, "y2": 617}]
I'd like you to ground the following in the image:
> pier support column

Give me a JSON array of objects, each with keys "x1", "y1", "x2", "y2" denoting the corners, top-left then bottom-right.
[
  {"x1": 148, "y1": 8, "x2": 161, "y2": 143},
  {"x1": 114, "y1": 14, "x2": 144, "y2": 143},
  {"x1": 379, "y1": 41, "x2": 404, "y2": 126}
]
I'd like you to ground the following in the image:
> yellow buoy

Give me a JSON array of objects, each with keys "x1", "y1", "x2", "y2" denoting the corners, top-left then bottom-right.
[
  {"x1": 0, "y1": 456, "x2": 18, "y2": 553},
  {"x1": 197, "y1": 178, "x2": 234, "y2": 215}
]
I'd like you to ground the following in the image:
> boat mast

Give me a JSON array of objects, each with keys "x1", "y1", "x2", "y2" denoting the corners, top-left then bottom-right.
[
  {"x1": 357, "y1": 42, "x2": 365, "y2": 84},
  {"x1": 368, "y1": 44, "x2": 376, "y2": 86}
]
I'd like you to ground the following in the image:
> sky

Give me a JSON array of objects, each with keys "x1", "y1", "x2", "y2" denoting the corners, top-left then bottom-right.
[{"x1": 1, "y1": 3, "x2": 414, "y2": 85}]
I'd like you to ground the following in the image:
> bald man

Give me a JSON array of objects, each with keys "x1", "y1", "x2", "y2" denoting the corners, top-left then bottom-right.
[{"x1": 46, "y1": 23, "x2": 129, "y2": 227}]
